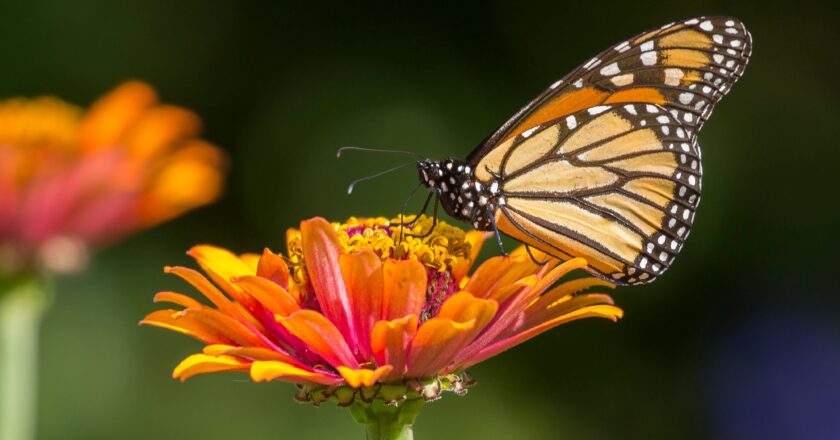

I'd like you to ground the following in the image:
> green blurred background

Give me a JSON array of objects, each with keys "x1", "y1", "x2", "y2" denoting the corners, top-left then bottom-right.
[{"x1": 2, "y1": 0, "x2": 839, "y2": 438}]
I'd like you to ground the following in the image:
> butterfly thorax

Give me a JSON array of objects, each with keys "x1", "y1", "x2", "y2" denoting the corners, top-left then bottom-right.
[{"x1": 417, "y1": 159, "x2": 503, "y2": 232}]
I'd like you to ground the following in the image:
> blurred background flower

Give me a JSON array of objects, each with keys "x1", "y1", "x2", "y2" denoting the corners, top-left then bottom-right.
[
  {"x1": 0, "y1": 81, "x2": 225, "y2": 440},
  {"x1": 0, "y1": 81, "x2": 226, "y2": 275},
  {"x1": 0, "y1": 1, "x2": 837, "y2": 439}
]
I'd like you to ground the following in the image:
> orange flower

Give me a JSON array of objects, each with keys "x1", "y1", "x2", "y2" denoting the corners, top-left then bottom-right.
[
  {"x1": 0, "y1": 82, "x2": 225, "y2": 273},
  {"x1": 142, "y1": 216, "x2": 622, "y2": 402}
]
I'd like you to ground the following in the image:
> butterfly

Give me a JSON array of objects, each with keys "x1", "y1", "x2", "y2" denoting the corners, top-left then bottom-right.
[{"x1": 344, "y1": 16, "x2": 752, "y2": 286}]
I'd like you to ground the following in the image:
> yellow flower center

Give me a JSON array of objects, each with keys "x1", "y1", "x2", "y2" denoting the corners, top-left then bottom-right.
[{"x1": 286, "y1": 215, "x2": 473, "y2": 284}]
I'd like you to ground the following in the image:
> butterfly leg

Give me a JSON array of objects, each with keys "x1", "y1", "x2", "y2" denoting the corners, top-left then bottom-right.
[
  {"x1": 394, "y1": 190, "x2": 433, "y2": 227},
  {"x1": 408, "y1": 195, "x2": 440, "y2": 239},
  {"x1": 487, "y1": 209, "x2": 508, "y2": 257},
  {"x1": 525, "y1": 245, "x2": 548, "y2": 266}
]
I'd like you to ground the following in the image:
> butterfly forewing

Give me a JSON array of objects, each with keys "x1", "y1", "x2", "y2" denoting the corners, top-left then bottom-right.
[
  {"x1": 468, "y1": 16, "x2": 751, "y2": 165},
  {"x1": 488, "y1": 103, "x2": 699, "y2": 284}
]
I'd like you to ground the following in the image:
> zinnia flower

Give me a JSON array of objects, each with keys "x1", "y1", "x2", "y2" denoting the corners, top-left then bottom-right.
[
  {"x1": 0, "y1": 81, "x2": 226, "y2": 274},
  {"x1": 142, "y1": 215, "x2": 622, "y2": 437}
]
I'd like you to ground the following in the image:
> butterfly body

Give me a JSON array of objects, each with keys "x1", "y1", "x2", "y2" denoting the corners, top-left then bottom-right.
[{"x1": 413, "y1": 16, "x2": 751, "y2": 286}]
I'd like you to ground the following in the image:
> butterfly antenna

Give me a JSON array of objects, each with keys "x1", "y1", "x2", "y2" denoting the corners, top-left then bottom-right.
[
  {"x1": 337, "y1": 146, "x2": 426, "y2": 159},
  {"x1": 346, "y1": 161, "x2": 416, "y2": 195}
]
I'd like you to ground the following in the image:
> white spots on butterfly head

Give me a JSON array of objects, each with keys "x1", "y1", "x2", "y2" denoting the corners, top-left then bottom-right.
[
  {"x1": 611, "y1": 73, "x2": 634, "y2": 86},
  {"x1": 600, "y1": 62, "x2": 621, "y2": 76},
  {"x1": 679, "y1": 92, "x2": 695, "y2": 105},
  {"x1": 640, "y1": 51, "x2": 657, "y2": 66},
  {"x1": 640, "y1": 40, "x2": 655, "y2": 52},
  {"x1": 699, "y1": 20, "x2": 714, "y2": 31},
  {"x1": 565, "y1": 115, "x2": 577, "y2": 129},
  {"x1": 664, "y1": 68, "x2": 684, "y2": 86},
  {"x1": 588, "y1": 105, "x2": 611, "y2": 115},
  {"x1": 624, "y1": 104, "x2": 638, "y2": 115}
]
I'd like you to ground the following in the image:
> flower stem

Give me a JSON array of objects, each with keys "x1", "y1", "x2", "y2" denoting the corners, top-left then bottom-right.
[
  {"x1": 350, "y1": 398, "x2": 423, "y2": 440},
  {"x1": 0, "y1": 275, "x2": 49, "y2": 440}
]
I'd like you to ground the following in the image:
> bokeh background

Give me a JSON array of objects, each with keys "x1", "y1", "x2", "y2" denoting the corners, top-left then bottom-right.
[{"x1": 2, "y1": 0, "x2": 839, "y2": 438}]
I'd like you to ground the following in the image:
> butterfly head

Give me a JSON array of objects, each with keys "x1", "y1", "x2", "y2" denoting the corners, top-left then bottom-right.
[{"x1": 418, "y1": 158, "x2": 496, "y2": 231}]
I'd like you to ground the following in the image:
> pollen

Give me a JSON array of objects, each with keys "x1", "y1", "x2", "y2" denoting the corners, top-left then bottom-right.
[{"x1": 286, "y1": 215, "x2": 475, "y2": 284}]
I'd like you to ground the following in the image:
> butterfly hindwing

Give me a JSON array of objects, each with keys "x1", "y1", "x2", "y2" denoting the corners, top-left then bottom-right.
[{"x1": 491, "y1": 102, "x2": 701, "y2": 284}]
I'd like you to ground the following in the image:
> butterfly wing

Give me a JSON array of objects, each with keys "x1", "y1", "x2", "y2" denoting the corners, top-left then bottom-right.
[
  {"x1": 469, "y1": 16, "x2": 751, "y2": 285},
  {"x1": 493, "y1": 103, "x2": 700, "y2": 284},
  {"x1": 469, "y1": 16, "x2": 751, "y2": 167}
]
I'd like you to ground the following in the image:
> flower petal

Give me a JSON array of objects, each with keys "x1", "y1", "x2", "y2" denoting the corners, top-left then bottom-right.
[
  {"x1": 452, "y1": 230, "x2": 488, "y2": 283},
  {"x1": 381, "y1": 259, "x2": 426, "y2": 321},
  {"x1": 232, "y1": 275, "x2": 300, "y2": 316},
  {"x1": 152, "y1": 291, "x2": 204, "y2": 309},
  {"x1": 182, "y1": 308, "x2": 271, "y2": 348},
  {"x1": 370, "y1": 315, "x2": 418, "y2": 381},
  {"x1": 437, "y1": 291, "x2": 498, "y2": 343},
  {"x1": 79, "y1": 81, "x2": 158, "y2": 150},
  {"x1": 122, "y1": 104, "x2": 201, "y2": 158},
  {"x1": 300, "y1": 217, "x2": 358, "y2": 348},
  {"x1": 522, "y1": 278, "x2": 615, "y2": 329},
  {"x1": 172, "y1": 353, "x2": 249, "y2": 381},
  {"x1": 140, "y1": 309, "x2": 234, "y2": 345},
  {"x1": 461, "y1": 305, "x2": 623, "y2": 369},
  {"x1": 250, "y1": 360, "x2": 342, "y2": 385},
  {"x1": 187, "y1": 245, "x2": 260, "y2": 311},
  {"x1": 164, "y1": 266, "x2": 237, "y2": 316},
  {"x1": 339, "y1": 250, "x2": 384, "y2": 359},
  {"x1": 256, "y1": 248, "x2": 290, "y2": 288},
  {"x1": 277, "y1": 310, "x2": 359, "y2": 369},
  {"x1": 407, "y1": 318, "x2": 475, "y2": 378},
  {"x1": 463, "y1": 255, "x2": 540, "y2": 300},
  {"x1": 337, "y1": 365, "x2": 394, "y2": 388}
]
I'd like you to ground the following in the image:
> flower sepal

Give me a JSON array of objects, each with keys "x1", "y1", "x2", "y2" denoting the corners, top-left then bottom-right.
[{"x1": 294, "y1": 370, "x2": 475, "y2": 408}]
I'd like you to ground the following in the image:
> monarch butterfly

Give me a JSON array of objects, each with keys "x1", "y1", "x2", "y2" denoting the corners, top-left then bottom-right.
[{"x1": 344, "y1": 16, "x2": 751, "y2": 286}]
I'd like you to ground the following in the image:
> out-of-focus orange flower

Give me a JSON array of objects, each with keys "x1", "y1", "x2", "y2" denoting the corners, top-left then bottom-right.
[
  {"x1": 142, "y1": 216, "x2": 622, "y2": 404},
  {"x1": 0, "y1": 82, "x2": 226, "y2": 273}
]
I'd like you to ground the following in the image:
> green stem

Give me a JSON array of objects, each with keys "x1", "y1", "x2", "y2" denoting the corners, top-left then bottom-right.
[
  {"x1": 350, "y1": 398, "x2": 423, "y2": 440},
  {"x1": 0, "y1": 276, "x2": 49, "y2": 440}
]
